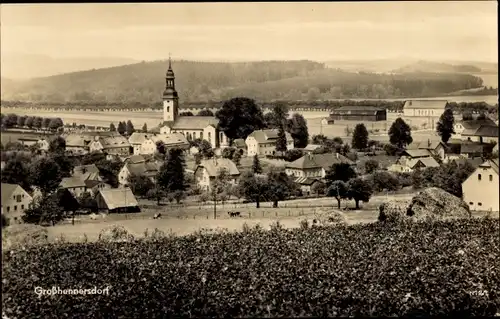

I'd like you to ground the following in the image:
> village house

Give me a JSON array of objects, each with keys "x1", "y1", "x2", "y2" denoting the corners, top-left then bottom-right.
[
  {"x1": 140, "y1": 133, "x2": 189, "y2": 155},
  {"x1": 232, "y1": 138, "x2": 248, "y2": 156},
  {"x1": 302, "y1": 144, "x2": 323, "y2": 154},
  {"x1": 1, "y1": 183, "x2": 33, "y2": 224},
  {"x1": 89, "y1": 135, "x2": 131, "y2": 156},
  {"x1": 60, "y1": 177, "x2": 87, "y2": 198},
  {"x1": 453, "y1": 118, "x2": 496, "y2": 137},
  {"x1": 460, "y1": 123, "x2": 498, "y2": 144},
  {"x1": 245, "y1": 129, "x2": 294, "y2": 156},
  {"x1": 388, "y1": 149, "x2": 440, "y2": 173},
  {"x1": 460, "y1": 144, "x2": 484, "y2": 159},
  {"x1": 194, "y1": 158, "x2": 240, "y2": 191},
  {"x1": 72, "y1": 164, "x2": 102, "y2": 181},
  {"x1": 95, "y1": 188, "x2": 140, "y2": 214},
  {"x1": 84, "y1": 180, "x2": 111, "y2": 196},
  {"x1": 154, "y1": 58, "x2": 229, "y2": 149},
  {"x1": 285, "y1": 153, "x2": 354, "y2": 179},
  {"x1": 128, "y1": 133, "x2": 153, "y2": 155},
  {"x1": 462, "y1": 159, "x2": 499, "y2": 212},
  {"x1": 36, "y1": 138, "x2": 50, "y2": 151},
  {"x1": 118, "y1": 161, "x2": 162, "y2": 186},
  {"x1": 329, "y1": 106, "x2": 387, "y2": 122},
  {"x1": 294, "y1": 177, "x2": 322, "y2": 196},
  {"x1": 123, "y1": 155, "x2": 148, "y2": 164},
  {"x1": 403, "y1": 100, "x2": 448, "y2": 129},
  {"x1": 321, "y1": 116, "x2": 335, "y2": 126},
  {"x1": 406, "y1": 140, "x2": 447, "y2": 161},
  {"x1": 64, "y1": 134, "x2": 93, "y2": 156}
]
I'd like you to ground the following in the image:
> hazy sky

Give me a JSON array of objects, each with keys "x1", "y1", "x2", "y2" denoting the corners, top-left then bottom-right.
[{"x1": 1, "y1": 2, "x2": 497, "y2": 62}]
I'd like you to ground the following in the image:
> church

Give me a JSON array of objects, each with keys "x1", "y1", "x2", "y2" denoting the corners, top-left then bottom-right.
[{"x1": 158, "y1": 58, "x2": 230, "y2": 149}]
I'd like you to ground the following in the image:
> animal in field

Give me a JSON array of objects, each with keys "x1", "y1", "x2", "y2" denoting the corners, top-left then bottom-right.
[
  {"x1": 228, "y1": 211, "x2": 241, "y2": 217},
  {"x1": 153, "y1": 213, "x2": 162, "y2": 219}
]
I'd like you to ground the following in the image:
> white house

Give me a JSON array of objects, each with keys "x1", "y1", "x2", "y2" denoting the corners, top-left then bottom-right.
[
  {"x1": 406, "y1": 140, "x2": 447, "y2": 161},
  {"x1": 1, "y1": 183, "x2": 33, "y2": 224},
  {"x1": 118, "y1": 161, "x2": 162, "y2": 186},
  {"x1": 140, "y1": 133, "x2": 189, "y2": 155},
  {"x1": 194, "y1": 158, "x2": 240, "y2": 191},
  {"x1": 64, "y1": 134, "x2": 92, "y2": 156},
  {"x1": 285, "y1": 153, "x2": 354, "y2": 179},
  {"x1": 462, "y1": 159, "x2": 499, "y2": 212},
  {"x1": 245, "y1": 129, "x2": 294, "y2": 156},
  {"x1": 154, "y1": 58, "x2": 229, "y2": 149},
  {"x1": 403, "y1": 100, "x2": 448, "y2": 117},
  {"x1": 60, "y1": 177, "x2": 87, "y2": 198}
]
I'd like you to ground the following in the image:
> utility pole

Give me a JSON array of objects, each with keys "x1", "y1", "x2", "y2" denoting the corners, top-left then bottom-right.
[{"x1": 213, "y1": 186, "x2": 217, "y2": 220}]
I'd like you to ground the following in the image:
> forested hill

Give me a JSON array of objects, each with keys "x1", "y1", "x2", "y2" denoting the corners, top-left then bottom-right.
[{"x1": 1, "y1": 59, "x2": 485, "y2": 104}]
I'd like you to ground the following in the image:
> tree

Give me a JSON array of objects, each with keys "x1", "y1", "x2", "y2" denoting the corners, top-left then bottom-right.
[
  {"x1": 29, "y1": 157, "x2": 62, "y2": 196},
  {"x1": 389, "y1": 118, "x2": 413, "y2": 149},
  {"x1": 211, "y1": 168, "x2": 230, "y2": 208},
  {"x1": 287, "y1": 113, "x2": 309, "y2": 148},
  {"x1": 146, "y1": 188, "x2": 167, "y2": 206},
  {"x1": 194, "y1": 152, "x2": 202, "y2": 165},
  {"x1": 252, "y1": 155, "x2": 263, "y2": 174},
  {"x1": 1, "y1": 157, "x2": 31, "y2": 191},
  {"x1": 49, "y1": 136, "x2": 66, "y2": 153},
  {"x1": 216, "y1": 97, "x2": 266, "y2": 142},
  {"x1": 327, "y1": 180, "x2": 348, "y2": 209},
  {"x1": 462, "y1": 112, "x2": 473, "y2": 121},
  {"x1": 198, "y1": 109, "x2": 214, "y2": 116},
  {"x1": 117, "y1": 121, "x2": 126, "y2": 135},
  {"x1": 266, "y1": 169, "x2": 297, "y2": 207},
  {"x1": 352, "y1": 123, "x2": 369, "y2": 150},
  {"x1": 42, "y1": 117, "x2": 51, "y2": 129},
  {"x1": 55, "y1": 189, "x2": 80, "y2": 223},
  {"x1": 109, "y1": 123, "x2": 116, "y2": 132},
  {"x1": 78, "y1": 191, "x2": 98, "y2": 212},
  {"x1": 411, "y1": 167, "x2": 424, "y2": 190},
  {"x1": 311, "y1": 181, "x2": 326, "y2": 197},
  {"x1": 126, "y1": 120, "x2": 135, "y2": 135},
  {"x1": 232, "y1": 151, "x2": 242, "y2": 166},
  {"x1": 364, "y1": 159, "x2": 379, "y2": 174},
  {"x1": 17, "y1": 115, "x2": 27, "y2": 127},
  {"x1": 436, "y1": 108, "x2": 455, "y2": 144},
  {"x1": 50, "y1": 152, "x2": 74, "y2": 178},
  {"x1": 284, "y1": 149, "x2": 304, "y2": 162},
  {"x1": 142, "y1": 123, "x2": 148, "y2": 132},
  {"x1": 477, "y1": 112, "x2": 487, "y2": 120},
  {"x1": 180, "y1": 112, "x2": 193, "y2": 116},
  {"x1": 22, "y1": 194, "x2": 65, "y2": 226},
  {"x1": 157, "y1": 148, "x2": 186, "y2": 193},
  {"x1": 346, "y1": 178, "x2": 373, "y2": 209},
  {"x1": 25, "y1": 116, "x2": 34, "y2": 128},
  {"x1": 156, "y1": 141, "x2": 166, "y2": 156},
  {"x1": 222, "y1": 147, "x2": 236, "y2": 159},
  {"x1": 33, "y1": 117, "x2": 43, "y2": 129},
  {"x1": 312, "y1": 134, "x2": 328, "y2": 145},
  {"x1": 275, "y1": 125, "x2": 288, "y2": 153},
  {"x1": 237, "y1": 172, "x2": 268, "y2": 208},
  {"x1": 48, "y1": 118, "x2": 64, "y2": 131},
  {"x1": 127, "y1": 173, "x2": 155, "y2": 197},
  {"x1": 265, "y1": 103, "x2": 289, "y2": 129},
  {"x1": 368, "y1": 171, "x2": 400, "y2": 192},
  {"x1": 325, "y1": 163, "x2": 357, "y2": 184}
]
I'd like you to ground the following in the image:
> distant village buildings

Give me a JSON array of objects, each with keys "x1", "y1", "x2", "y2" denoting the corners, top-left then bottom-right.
[
  {"x1": 245, "y1": 129, "x2": 294, "y2": 156},
  {"x1": 329, "y1": 106, "x2": 387, "y2": 122}
]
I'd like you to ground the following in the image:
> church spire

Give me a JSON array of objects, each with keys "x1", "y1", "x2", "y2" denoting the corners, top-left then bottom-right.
[{"x1": 168, "y1": 52, "x2": 172, "y2": 70}]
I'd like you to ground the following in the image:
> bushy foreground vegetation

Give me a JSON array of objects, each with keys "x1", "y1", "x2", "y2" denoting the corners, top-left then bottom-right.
[{"x1": 2, "y1": 218, "x2": 499, "y2": 317}]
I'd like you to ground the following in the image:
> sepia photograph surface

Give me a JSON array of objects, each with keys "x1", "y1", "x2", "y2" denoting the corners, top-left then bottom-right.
[{"x1": 1, "y1": 2, "x2": 499, "y2": 317}]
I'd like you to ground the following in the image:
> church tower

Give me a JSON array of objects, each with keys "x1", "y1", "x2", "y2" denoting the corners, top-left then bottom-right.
[{"x1": 163, "y1": 55, "x2": 179, "y2": 122}]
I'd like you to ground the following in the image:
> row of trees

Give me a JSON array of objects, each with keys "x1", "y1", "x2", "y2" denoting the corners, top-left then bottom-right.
[
  {"x1": 109, "y1": 120, "x2": 136, "y2": 136},
  {"x1": 179, "y1": 109, "x2": 214, "y2": 117},
  {"x1": 1, "y1": 113, "x2": 64, "y2": 131}
]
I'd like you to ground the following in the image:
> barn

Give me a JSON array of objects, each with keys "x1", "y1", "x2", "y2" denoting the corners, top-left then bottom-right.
[
  {"x1": 329, "y1": 106, "x2": 387, "y2": 121},
  {"x1": 95, "y1": 188, "x2": 140, "y2": 214}
]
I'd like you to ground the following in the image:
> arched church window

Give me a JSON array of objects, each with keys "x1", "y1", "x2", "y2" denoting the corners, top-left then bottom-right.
[{"x1": 167, "y1": 106, "x2": 170, "y2": 112}]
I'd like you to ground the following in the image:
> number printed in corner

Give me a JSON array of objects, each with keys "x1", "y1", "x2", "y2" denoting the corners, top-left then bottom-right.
[{"x1": 468, "y1": 290, "x2": 489, "y2": 297}]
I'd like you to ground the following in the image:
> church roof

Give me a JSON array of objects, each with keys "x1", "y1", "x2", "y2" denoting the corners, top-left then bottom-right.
[{"x1": 163, "y1": 116, "x2": 219, "y2": 130}]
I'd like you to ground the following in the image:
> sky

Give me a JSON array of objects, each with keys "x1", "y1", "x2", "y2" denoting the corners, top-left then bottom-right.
[{"x1": 1, "y1": 2, "x2": 498, "y2": 62}]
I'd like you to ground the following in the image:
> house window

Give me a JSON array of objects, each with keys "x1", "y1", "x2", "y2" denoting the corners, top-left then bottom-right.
[
  {"x1": 21, "y1": 205, "x2": 24, "y2": 210},
  {"x1": 478, "y1": 203, "x2": 482, "y2": 206},
  {"x1": 167, "y1": 106, "x2": 170, "y2": 112},
  {"x1": 208, "y1": 132, "x2": 211, "y2": 142},
  {"x1": 489, "y1": 175, "x2": 493, "y2": 181},
  {"x1": 478, "y1": 174, "x2": 482, "y2": 181},
  {"x1": 16, "y1": 195, "x2": 21, "y2": 202},
  {"x1": 200, "y1": 132, "x2": 203, "y2": 140},
  {"x1": 14, "y1": 206, "x2": 17, "y2": 211},
  {"x1": 469, "y1": 202, "x2": 473, "y2": 205},
  {"x1": 6, "y1": 206, "x2": 10, "y2": 212}
]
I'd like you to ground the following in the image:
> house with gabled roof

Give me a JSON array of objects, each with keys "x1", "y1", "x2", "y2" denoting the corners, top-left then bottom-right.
[
  {"x1": 454, "y1": 118, "x2": 496, "y2": 137},
  {"x1": 89, "y1": 135, "x2": 131, "y2": 156},
  {"x1": 294, "y1": 177, "x2": 323, "y2": 196},
  {"x1": 60, "y1": 176, "x2": 87, "y2": 198},
  {"x1": 194, "y1": 158, "x2": 240, "y2": 191},
  {"x1": 245, "y1": 129, "x2": 294, "y2": 156},
  {"x1": 118, "y1": 161, "x2": 162, "y2": 186},
  {"x1": 403, "y1": 100, "x2": 448, "y2": 117},
  {"x1": 407, "y1": 140, "x2": 446, "y2": 160},
  {"x1": 1, "y1": 183, "x2": 33, "y2": 223},
  {"x1": 330, "y1": 106, "x2": 387, "y2": 121},
  {"x1": 462, "y1": 159, "x2": 499, "y2": 212},
  {"x1": 460, "y1": 143, "x2": 484, "y2": 159},
  {"x1": 460, "y1": 123, "x2": 498, "y2": 144},
  {"x1": 152, "y1": 58, "x2": 230, "y2": 149},
  {"x1": 285, "y1": 152, "x2": 354, "y2": 179},
  {"x1": 95, "y1": 188, "x2": 140, "y2": 214},
  {"x1": 64, "y1": 134, "x2": 93, "y2": 156},
  {"x1": 141, "y1": 133, "x2": 190, "y2": 155}
]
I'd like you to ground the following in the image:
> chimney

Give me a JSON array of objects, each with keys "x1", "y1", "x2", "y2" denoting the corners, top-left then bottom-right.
[{"x1": 336, "y1": 153, "x2": 339, "y2": 159}]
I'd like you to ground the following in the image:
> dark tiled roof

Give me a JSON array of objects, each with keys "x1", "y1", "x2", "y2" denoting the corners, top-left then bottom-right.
[
  {"x1": 460, "y1": 144, "x2": 484, "y2": 154},
  {"x1": 247, "y1": 129, "x2": 293, "y2": 144},
  {"x1": 195, "y1": 158, "x2": 240, "y2": 177},
  {"x1": 97, "y1": 188, "x2": 139, "y2": 210},
  {"x1": 286, "y1": 153, "x2": 353, "y2": 170},
  {"x1": 331, "y1": 106, "x2": 385, "y2": 115},
  {"x1": 164, "y1": 116, "x2": 218, "y2": 130}
]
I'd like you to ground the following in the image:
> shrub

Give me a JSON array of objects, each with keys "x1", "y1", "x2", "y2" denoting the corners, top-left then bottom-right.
[
  {"x1": 98, "y1": 225, "x2": 134, "y2": 242},
  {"x1": 2, "y1": 224, "x2": 49, "y2": 251},
  {"x1": 1, "y1": 214, "x2": 9, "y2": 229},
  {"x1": 2, "y1": 220, "x2": 499, "y2": 317}
]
